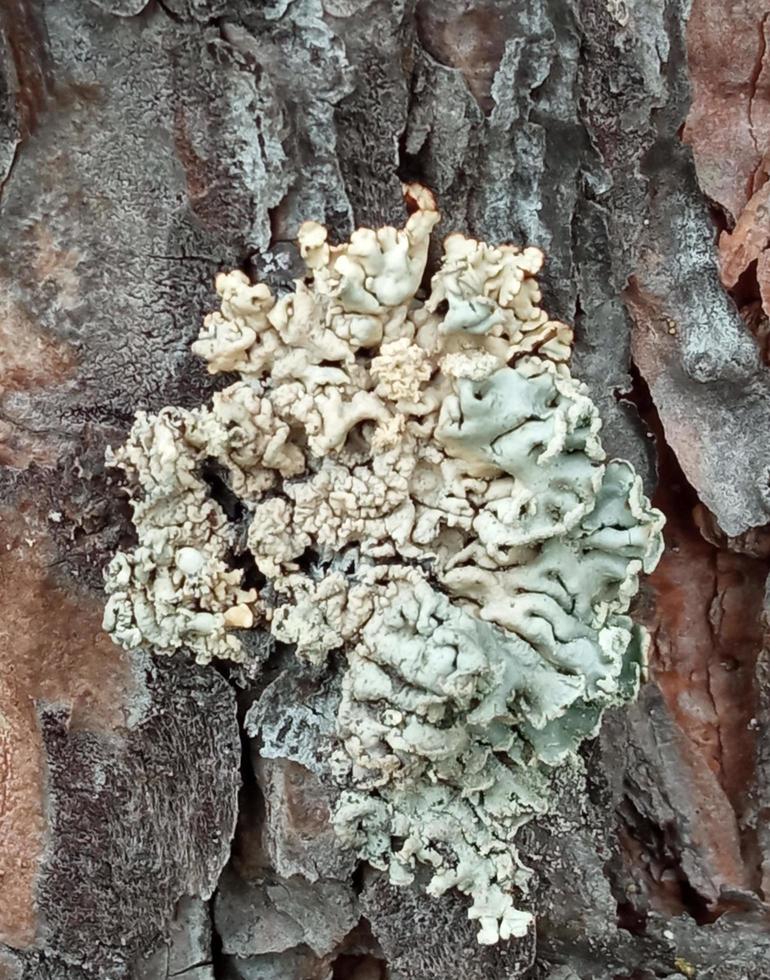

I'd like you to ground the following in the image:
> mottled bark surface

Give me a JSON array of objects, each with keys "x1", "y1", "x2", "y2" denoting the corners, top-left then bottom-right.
[{"x1": 1, "y1": 1, "x2": 769, "y2": 978}]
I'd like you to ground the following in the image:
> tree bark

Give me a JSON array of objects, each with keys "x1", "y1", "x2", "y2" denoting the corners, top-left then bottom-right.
[{"x1": 1, "y1": 1, "x2": 769, "y2": 978}]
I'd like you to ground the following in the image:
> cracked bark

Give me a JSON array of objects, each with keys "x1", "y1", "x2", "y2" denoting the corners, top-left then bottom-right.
[{"x1": 1, "y1": 1, "x2": 770, "y2": 979}]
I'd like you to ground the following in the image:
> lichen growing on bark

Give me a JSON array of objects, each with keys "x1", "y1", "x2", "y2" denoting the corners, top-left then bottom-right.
[{"x1": 103, "y1": 184, "x2": 664, "y2": 943}]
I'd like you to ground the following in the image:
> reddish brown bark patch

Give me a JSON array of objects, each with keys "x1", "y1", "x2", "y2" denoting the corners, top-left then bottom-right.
[
  {"x1": 0, "y1": 503, "x2": 135, "y2": 949},
  {"x1": 615, "y1": 341, "x2": 767, "y2": 908},
  {"x1": 684, "y1": 3, "x2": 770, "y2": 325},
  {"x1": 627, "y1": 382, "x2": 768, "y2": 901},
  {"x1": 0, "y1": 674, "x2": 42, "y2": 950},
  {"x1": 720, "y1": 181, "x2": 770, "y2": 290},
  {"x1": 683, "y1": 1, "x2": 770, "y2": 222},
  {"x1": 416, "y1": 0, "x2": 511, "y2": 114},
  {"x1": 646, "y1": 502, "x2": 765, "y2": 841},
  {"x1": 718, "y1": 176, "x2": 770, "y2": 327},
  {"x1": 0, "y1": 298, "x2": 74, "y2": 399}
]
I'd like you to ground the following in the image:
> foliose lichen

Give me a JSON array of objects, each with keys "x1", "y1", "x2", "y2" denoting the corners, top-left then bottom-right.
[{"x1": 103, "y1": 184, "x2": 664, "y2": 944}]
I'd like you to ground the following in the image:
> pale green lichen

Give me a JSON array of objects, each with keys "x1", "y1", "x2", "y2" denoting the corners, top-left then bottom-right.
[{"x1": 103, "y1": 184, "x2": 664, "y2": 944}]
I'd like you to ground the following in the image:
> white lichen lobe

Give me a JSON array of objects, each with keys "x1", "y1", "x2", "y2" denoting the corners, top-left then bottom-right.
[{"x1": 103, "y1": 184, "x2": 664, "y2": 943}]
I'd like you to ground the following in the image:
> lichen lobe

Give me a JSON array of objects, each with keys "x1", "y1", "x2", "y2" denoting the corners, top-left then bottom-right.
[{"x1": 103, "y1": 184, "x2": 664, "y2": 944}]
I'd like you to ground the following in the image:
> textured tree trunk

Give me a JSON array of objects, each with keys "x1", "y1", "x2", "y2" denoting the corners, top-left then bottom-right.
[{"x1": 2, "y1": 1, "x2": 770, "y2": 978}]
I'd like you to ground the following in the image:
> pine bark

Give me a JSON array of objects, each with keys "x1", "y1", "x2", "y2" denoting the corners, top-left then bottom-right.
[{"x1": 1, "y1": 2, "x2": 769, "y2": 978}]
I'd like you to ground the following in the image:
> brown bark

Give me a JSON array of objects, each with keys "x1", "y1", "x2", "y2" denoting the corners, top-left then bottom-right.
[{"x1": 2, "y1": 1, "x2": 770, "y2": 978}]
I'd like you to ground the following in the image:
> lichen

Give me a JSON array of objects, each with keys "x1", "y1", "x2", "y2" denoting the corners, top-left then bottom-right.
[{"x1": 103, "y1": 184, "x2": 664, "y2": 943}]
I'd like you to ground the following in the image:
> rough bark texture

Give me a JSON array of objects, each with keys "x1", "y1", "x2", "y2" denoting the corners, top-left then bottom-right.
[{"x1": 2, "y1": 1, "x2": 770, "y2": 978}]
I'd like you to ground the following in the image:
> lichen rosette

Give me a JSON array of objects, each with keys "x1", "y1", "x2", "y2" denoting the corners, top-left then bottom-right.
[{"x1": 103, "y1": 184, "x2": 664, "y2": 943}]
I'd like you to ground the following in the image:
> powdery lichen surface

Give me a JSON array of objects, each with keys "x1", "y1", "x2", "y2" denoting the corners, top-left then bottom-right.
[{"x1": 103, "y1": 185, "x2": 664, "y2": 944}]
